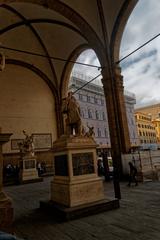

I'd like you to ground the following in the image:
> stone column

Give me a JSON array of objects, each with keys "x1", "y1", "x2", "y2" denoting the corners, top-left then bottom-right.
[
  {"x1": 0, "y1": 131, "x2": 13, "y2": 233},
  {"x1": 114, "y1": 65, "x2": 131, "y2": 153},
  {"x1": 101, "y1": 67, "x2": 122, "y2": 199}
]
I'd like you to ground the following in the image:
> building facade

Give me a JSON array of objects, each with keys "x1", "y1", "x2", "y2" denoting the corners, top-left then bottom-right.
[
  {"x1": 136, "y1": 104, "x2": 160, "y2": 148},
  {"x1": 152, "y1": 119, "x2": 160, "y2": 146},
  {"x1": 134, "y1": 112, "x2": 157, "y2": 150},
  {"x1": 136, "y1": 104, "x2": 160, "y2": 120},
  {"x1": 70, "y1": 73, "x2": 139, "y2": 149}
]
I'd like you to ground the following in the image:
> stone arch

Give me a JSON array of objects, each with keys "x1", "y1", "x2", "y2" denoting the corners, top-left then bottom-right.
[
  {"x1": 60, "y1": 44, "x2": 92, "y2": 100},
  {"x1": 110, "y1": 0, "x2": 138, "y2": 64}
]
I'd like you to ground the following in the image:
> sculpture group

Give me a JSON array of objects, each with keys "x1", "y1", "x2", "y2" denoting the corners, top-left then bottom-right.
[{"x1": 18, "y1": 130, "x2": 34, "y2": 157}]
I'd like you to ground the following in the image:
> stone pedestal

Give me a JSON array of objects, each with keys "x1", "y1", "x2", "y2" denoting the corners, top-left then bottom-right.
[
  {"x1": 19, "y1": 156, "x2": 40, "y2": 183},
  {"x1": 0, "y1": 132, "x2": 13, "y2": 232},
  {"x1": 40, "y1": 135, "x2": 119, "y2": 220},
  {"x1": 51, "y1": 135, "x2": 104, "y2": 207}
]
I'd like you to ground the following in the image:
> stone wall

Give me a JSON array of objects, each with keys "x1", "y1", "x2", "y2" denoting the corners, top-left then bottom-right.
[{"x1": 0, "y1": 64, "x2": 57, "y2": 153}]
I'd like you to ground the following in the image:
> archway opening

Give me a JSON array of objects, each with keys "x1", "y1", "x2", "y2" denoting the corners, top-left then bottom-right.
[{"x1": 120, "y1": 0, "x2": 160, "y2": 153}]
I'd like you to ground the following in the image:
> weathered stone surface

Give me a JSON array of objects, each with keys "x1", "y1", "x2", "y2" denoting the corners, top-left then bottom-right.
[
  {"x1": 0, "y1": 193, "x2": 13, "y2": 233},
  {"x1": 51, "y1": 135, "x2": 104, "y2": 207}
]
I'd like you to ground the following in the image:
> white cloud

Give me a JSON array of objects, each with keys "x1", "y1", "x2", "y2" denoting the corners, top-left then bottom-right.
[
  {"x1": 121, "y1": 0, "x2": 160, "y2": 107},
  {"x1": 72, "y1": 49, "x2": 102, "y2": 85}
]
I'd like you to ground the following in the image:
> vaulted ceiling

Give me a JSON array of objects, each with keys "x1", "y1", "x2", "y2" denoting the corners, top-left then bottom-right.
[{"x1": 0, "y1": 0, "x2": 138, "y2": 98}]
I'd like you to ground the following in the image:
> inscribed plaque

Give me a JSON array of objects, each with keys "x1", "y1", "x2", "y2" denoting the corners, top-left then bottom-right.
[
  {"x1": 24, "y1": 159, "x2": 36, "y2": 169},
  {"x1": 32, "y1": 133, "x2": 52, "y2": 149},
  {"x1": 72, "y1": 152, "x2": 94, "y2": 176}
]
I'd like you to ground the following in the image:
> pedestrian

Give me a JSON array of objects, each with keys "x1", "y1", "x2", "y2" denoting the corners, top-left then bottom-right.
[
  {"x1": 37, "y1": 162, "x2": 42, "y2": 176},
  {"x1": 128, "y1": 161, "x2": 138, "y2": 187}
]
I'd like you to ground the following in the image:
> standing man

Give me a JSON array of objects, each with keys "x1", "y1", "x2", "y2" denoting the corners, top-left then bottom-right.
[
  {"x1": 128, "y1": 162, "x2": 138, "y2": 187},
  {"x1": 62, "y1": 92, "x2": 83, "y2": 136}
]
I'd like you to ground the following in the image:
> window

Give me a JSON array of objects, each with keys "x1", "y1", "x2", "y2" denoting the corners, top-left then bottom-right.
[
  {"x1": 102, "y1": 112, "x2": 106, "y2": 120},
  {"x1": 94, "y1": 97, "x2": 98, "y2": 104},
  {"x1": 87, "y1": 96, "x2": 91, "y2": 102},
  {"x1": 95, "y1": 110, "x2": 99, "y2": 120},
  {"x1": 101, "y1": 99, "x2": 104, "y2": 105},
  {"x1": 104, "y1": 128, "x2": 108, "y2": 137},
  {"x1": 79, "y1": 94, "x2": 83, "y2": 100},
  {"x1": 97, "y1": 128, "x2": 101, "y2": 137},
  {"x1": 88, "y1": 109, "x2": 92, "y2": 119}
]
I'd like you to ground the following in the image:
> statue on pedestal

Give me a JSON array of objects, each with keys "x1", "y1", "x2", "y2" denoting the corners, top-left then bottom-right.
[
  {"x1": 18, "y1": 130, "x2": 34, "y2": 157},
  {"x1": 18, "y1": 131, "x2": 39, "y2": 183},
  {"x1": 62, "y1": 92, "x2": 83, "y2": 136}
]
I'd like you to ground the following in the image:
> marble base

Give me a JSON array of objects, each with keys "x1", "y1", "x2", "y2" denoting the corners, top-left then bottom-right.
[
  {"x1": 51, "y1": 177, "x2": 104, "y2": 207},
  {"x1": 20, "y1": 156, "x2": 39, "y2": 183},
  {"x1": 0, "y1": 191, "x2": 13, "y2": 233},
  {"x1": 51, "y1": 135, "x2": 105, "y2": 208}
]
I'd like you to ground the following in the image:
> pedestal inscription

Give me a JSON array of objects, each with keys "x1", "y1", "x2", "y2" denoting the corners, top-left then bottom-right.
[
  {"x1": 55, "y1": 155, "x2": 68, "y2": 176},
  {"x1": 72, "y1": 152, "x2": 94, "y2": 175},
  {"x1": 24, "y1": 159, "x2": 36, "y2": 169}
]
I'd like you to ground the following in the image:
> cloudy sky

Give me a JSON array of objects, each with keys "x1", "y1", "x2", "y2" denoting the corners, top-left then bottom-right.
[{"x1": 73, "y1": 0, "x2": 160, "y2": 108}]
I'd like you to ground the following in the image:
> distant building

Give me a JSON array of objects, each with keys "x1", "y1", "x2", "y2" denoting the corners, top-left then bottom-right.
[
  {"x1": 136, "y1": 103, "x2": 160, "y2": 120},
  {"x1": 134, "y1": 112, "x2": 157, "y2": 150},
  {"x1": 70, "y1": 72, "x2": 139, "y2": 149},
  {"x1": 136, "y1": 103, "x2": 160, "y2": 148},
  {"x1": 152, "y1": 119, "x2": 160, "y2": 147}
]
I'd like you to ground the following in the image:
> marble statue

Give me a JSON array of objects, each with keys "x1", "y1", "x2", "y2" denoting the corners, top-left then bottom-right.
[{"x1": 18, "y1": 130, "x2": 34, "y2": 157}]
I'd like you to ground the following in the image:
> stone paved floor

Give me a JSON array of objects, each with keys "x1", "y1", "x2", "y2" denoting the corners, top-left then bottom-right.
[{"x1": 4, "y1": 177, "x2": 160, "y2": 240}]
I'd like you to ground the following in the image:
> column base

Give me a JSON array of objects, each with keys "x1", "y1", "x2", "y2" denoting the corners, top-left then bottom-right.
[{"x1": 0, "y1": 191, "x2": 13, "y2": 233}]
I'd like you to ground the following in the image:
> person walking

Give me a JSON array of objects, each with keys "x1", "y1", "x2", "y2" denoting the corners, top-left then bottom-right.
[{"x1": 128, "y1": 161, "x2": 138, "y2": 187}]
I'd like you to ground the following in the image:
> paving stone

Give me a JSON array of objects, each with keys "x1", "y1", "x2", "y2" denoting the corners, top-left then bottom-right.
[{"x1": 4, "y1": 177, "x2": 160, "y2": 240}]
